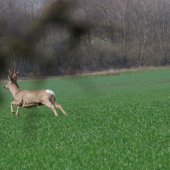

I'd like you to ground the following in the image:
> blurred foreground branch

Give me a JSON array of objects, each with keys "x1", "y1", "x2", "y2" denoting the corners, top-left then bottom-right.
[{"x1": 0, "y1": 0, "x2": 89, "y2": 77}]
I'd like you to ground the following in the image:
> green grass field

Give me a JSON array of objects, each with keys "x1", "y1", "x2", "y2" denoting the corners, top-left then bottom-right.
[{"x1": 1, "y1": 68, "x2": 170, "y2": 169}]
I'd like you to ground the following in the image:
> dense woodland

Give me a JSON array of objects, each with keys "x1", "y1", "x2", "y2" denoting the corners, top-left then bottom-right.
[{"x1": 1, "y1": 0, "x2": 170, "y2": 76}]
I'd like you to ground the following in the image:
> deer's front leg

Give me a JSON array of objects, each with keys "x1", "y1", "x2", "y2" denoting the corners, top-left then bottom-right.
[
  {"x1": 11, "y1": 101, "x2": 21, "y2": 114},
  {"x1": 11, "y1": 101, "x2": 16, "y2": 113},
  {"x1": 16, "y1": 106, "x2": 20, "y2": 116}
]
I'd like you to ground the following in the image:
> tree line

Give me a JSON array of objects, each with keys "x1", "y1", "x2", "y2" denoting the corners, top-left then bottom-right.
[{"x1": 0, "y1": 0, "x2": 170, "y2": 76}]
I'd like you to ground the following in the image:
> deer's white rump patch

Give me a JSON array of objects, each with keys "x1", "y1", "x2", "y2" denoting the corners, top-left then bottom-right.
[{"x1": 46, "y1": 89, "x2": 55, "y2": 96}]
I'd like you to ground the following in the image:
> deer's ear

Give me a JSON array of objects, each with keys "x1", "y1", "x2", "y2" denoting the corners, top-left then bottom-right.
[{"x1": 8, "y1": 76, "x2": 12, "y2": 82}]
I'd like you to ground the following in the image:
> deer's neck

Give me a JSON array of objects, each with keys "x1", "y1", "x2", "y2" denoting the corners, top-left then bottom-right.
[{"x1": 10, "y1": 84, "x2": 21, "y2": 97}]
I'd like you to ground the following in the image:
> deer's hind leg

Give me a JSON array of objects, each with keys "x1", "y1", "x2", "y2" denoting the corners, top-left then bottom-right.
[
  {"x1": 55, "y1": 102, "x2": 68, "y2": 116},
  {"x1": 49, "y1": 95, "x2": 68, "y2": 116},
  {"x1": 42, "y1": 100, "x2": 58, "y2": 117}
]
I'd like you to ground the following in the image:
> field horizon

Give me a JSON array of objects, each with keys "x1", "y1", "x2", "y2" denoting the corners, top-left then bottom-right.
[{"x1": 1, "y1": 66, "x2": 169, "y2": 83}]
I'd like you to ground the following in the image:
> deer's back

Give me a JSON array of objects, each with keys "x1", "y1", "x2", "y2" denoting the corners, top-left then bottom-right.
[{"x1": 17, "y1": 90, "x2": 51, "y2": 103}]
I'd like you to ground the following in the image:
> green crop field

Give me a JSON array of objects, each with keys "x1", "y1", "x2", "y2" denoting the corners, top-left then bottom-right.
[{"x1": 1, "y1": 68, "x2": 170, "y2": 169}]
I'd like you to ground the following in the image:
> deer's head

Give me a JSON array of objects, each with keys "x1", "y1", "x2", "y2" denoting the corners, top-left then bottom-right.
[{"x1": 4, "y1": 70, "x2": 19, "y2": 90}]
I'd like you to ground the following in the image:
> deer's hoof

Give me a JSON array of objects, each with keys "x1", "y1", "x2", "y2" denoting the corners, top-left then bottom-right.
[
  {"x1": 16, "y1": 113, "x2": 19, "y2": 116},
  {"x1": 11, "y1": 111, "x2": 15, "y2": 113}
]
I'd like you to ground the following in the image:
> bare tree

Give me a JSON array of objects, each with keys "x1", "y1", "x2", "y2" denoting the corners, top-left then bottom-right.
[{"x1": 153, "y1": 0, "x2": 170, "y2": 66}]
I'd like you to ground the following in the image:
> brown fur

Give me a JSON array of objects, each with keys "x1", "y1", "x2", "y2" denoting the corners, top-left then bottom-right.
[{"x1": 4, "y1": 71, "x2": 68, "y2": 117}]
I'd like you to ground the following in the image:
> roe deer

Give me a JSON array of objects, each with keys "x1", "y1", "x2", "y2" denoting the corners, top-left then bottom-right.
[{"x1": 4, "y1": 70, "x2": 68, "y2": 116}]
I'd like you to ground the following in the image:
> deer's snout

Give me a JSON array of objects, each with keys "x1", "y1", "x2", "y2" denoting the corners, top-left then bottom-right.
[
  {"x1": 4, "y1": 84, "x2": 10, "y2": 90},
  {"x1": 4, "y1": 86, "x2": 8, "y2": 89}
]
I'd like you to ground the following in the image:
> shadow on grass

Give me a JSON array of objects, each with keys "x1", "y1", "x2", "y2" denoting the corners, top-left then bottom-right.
[{"x1": 22, "y1": 110, "x2": 39, "y2": 148}]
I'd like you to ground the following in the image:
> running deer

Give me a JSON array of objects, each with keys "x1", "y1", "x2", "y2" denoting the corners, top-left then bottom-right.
[{"x1": 4, "y1": 70, "x2": 68, "y2": 116}]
